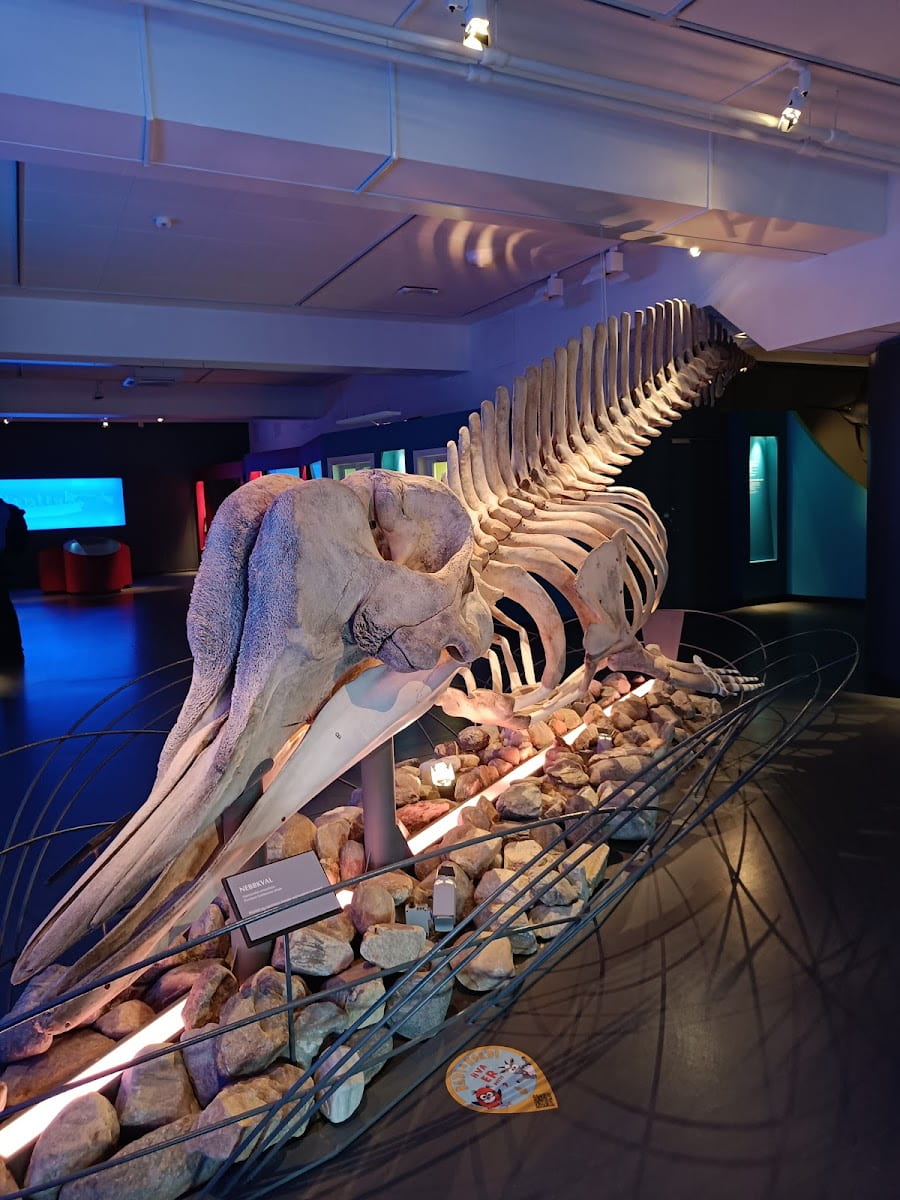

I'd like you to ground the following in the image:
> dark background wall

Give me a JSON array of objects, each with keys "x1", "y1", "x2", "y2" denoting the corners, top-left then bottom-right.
[{"x1": 2, "y1": 421, "x2": 249, "y2": 584}]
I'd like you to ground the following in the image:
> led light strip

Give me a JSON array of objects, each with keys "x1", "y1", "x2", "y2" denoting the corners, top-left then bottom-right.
[
  {"x1": 0, "y1": 1000, "x2": 188, "y2": 1158},
  {"x1": 2, "y1": 681, "x2": 653, "y2": 1155}
]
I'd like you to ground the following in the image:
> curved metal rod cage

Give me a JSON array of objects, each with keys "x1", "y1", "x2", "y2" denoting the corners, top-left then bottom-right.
[{"x1": 0, "y1": 624, "x2": 858, "y2": 1200}]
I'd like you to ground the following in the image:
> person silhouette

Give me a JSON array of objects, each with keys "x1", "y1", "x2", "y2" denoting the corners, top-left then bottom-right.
[{"x1": 0, "y1": 497, "x2": 27, "y2": 670}]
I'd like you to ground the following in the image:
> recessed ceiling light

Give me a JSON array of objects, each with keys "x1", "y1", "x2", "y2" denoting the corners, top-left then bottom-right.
[
  {"x1": 156, "y1": 417, "x2": 165, "y2": 423},
  {"x1": 396, "y1": 286, "x2": 440, "y2": 296},
  {"x1": 688, "y1": 246, "x2": 702, "y2": 258},
  {"x1": 2, "y1": 418, "x2": 9, "y2": 425},
  {"x1": 101, "y1": 419, "x2": 109, "y2": 428},
  {"x1": 152, "y1": 215, "x2": 174, "y2": 230}
]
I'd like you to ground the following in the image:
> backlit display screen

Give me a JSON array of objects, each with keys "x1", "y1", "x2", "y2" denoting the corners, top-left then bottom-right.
[{"x1": 0, "y1": 478, "x2": 126, "y2": 531}]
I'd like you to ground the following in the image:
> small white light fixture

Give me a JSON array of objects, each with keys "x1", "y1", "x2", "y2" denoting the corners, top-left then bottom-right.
[
  {"x1": 152, "y1": 215, "x2": 173, "y2": 230},
  {"x1": 544, "y1": 273, "x2": 564, "y2": 300},
  {"x1": 461, "y1": 0, "x2": 490, "y2": 51},
  {"x1": 156, "y1": 416, "x2": 165, "y2": 423},
  {"x1": 2, "y1": 418, "x2": 9, "y2": 425},
  {"x1": 430, "y1": 760, "x2": 456, "y2": 789},
  {"x1": 688, "y1": 246, "x2": 702, "y2": 258},
  {"x1": 777, "y1": 62, "x2": 810, "y2": 133},
  {"x1": 101, "y1": 419, "x2": 109, "y2": 428}
]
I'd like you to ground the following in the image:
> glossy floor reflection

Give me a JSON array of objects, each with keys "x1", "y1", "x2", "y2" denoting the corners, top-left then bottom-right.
[{"x1": 1, "y1": 585, "x2": 898, "y2": 1199}]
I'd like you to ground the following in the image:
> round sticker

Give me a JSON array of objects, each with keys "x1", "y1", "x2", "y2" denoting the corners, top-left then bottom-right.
[{"x1": 445, "y1": 1045, "x2": 557, "y2": 1114}]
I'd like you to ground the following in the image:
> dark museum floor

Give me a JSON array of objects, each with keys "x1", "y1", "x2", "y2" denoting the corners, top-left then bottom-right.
[{"x1": 1, "y1": 579, "x2": 898, "y2": 1200}]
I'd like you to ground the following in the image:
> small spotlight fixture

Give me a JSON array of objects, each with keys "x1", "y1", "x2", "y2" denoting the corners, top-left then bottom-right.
[
  {"x1": 156, "y1": 416, "x2": 165, "y2": 423},
  {"x1": 463, "y1": 15, "x2": 489, "y2": 50},
  {"x1": 2, "y1": 418, "x2": 9, "y2": 425},
  {"x1": 101, "y1": 419, "x2": 109, "y2": 428},
  {"x1": 688, "y1": 245, "x2": 702, "y2": 258},
  {"x1": 777, "y1": 61, "x2": 810, "y2": 133}
]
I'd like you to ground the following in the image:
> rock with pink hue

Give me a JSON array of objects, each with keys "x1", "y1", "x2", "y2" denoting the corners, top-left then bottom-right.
[
  {"x1": 339, "y1": 839, "x2": 366, "y2": 882},
  {"x1": 272, "y1": 926, "x2": 354, "y2": 978},
  {"x1": 396, "y1": 800, "x2": 452, "y2": 834},
  {"x1": 316, "y1": 805, "x2": 365, "y2": 840}
]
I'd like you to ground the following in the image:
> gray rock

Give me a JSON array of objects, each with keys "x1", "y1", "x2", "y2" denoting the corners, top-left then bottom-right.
[
  {"x1": 95, "y1": 1000, "x2": 156, "y2": 1041},
  {"x1": 530, "y1": 901, "x2": 583, "y2": 939},
  {"x1": 349, "y1": 881, "x2": 396, "y2": 934},
  {"x1": 0, "y1": 964, "x2": 68, "y2": 1063},
  {"x1": 494, "y1": 781, "x2": 543, "y2": 821},
  {"x1": 116, "y1": 1044, "x2": 199, "y2": 1129},
  {"x1": 180, "y1": 1024, "x2": 223, "y2": 1107},
  {"x1": 325, "y1": 962, "x2": 385, "y2": 1028},
  {"x1": 215, "y1": 967, "x2": 289, "y2": 1079},
  {"x1": 530, "y1": 865, "x2": 580, "y2": 908},
  {"x1": 345, "y1": 1029, "x2": 394, "y2": 1081},
  {"x1": 473, "y1": 906, "x2": 538, "y2": 956},
  {"x1": 314, "y1": 1047, "x2": 365, "y2": 1123},
  {"x1": 454, "y1": 936, "x2": 516, "y2": 991},
  {"x1": 58, "y1": 1115, "x2": 212, "y2": 1200},
  {"x1": 263, "y1": 1062, "x2": 316, "y2": 1138},
  {"x1": 182, "y1": 962, "x2": 238, "y2": 1030},
  {"x1": 360, "y1": 924, "x2": 427, "y2": 970},
  {"x1": 2, "y1": 1030, "x2": 115, "y2": 1108},
  {"x1": 26, "y1": 1093, "x2": 119, "y2": 1200},
  {"x1": 386, "y1": 967, "x2": 453, "y2": 1040},
  {"x1": 473, "y1": 867, "x2": 528, "y2": 907},
  {"x1": 272, "y1": 926, "x2": 354, "y2": 978},
  {"x1": 291, "y1": 1001, "x2": 346, "y2": 1069},
  {"x1": 265, "y1": 812, "x2": 317, "y2": 863},
  {"x1": 145, "y1": 960, "x2": 226, "y2": 1011},
  {"x1": 191, "y1": 1075, "x2": 282, "y2": 1163},
  {"x1": 544, "y1": 759, "x2": 590, "y2": 789}
]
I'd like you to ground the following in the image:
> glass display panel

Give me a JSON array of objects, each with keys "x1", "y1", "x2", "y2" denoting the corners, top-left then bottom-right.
[
  {"x1": 328, "y1": 455, "x2": 374, "y2": 481},
  {"x1": 267, "y1": 466, "x2": 300, "y2": 477},
  {"x1": 415, "y1": 449, "x2": 449, "y2": 481},
  {"x1": 0, "y1": 477, "x2": 126, "y2": 531},
  {"x1": 749, "y1": 436, "x2": 778, "y2": 563},
  {"x1": 381, "y1": 449, "x2": 407, "y2": 472}
]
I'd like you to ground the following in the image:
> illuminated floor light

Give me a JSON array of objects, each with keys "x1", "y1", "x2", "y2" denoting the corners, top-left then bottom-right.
[{"x1": 0, "y1": 999, "x2": 188, "y2": 1157}]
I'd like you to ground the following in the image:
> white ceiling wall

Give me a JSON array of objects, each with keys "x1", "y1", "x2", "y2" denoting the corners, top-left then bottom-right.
[{"x1": 0, "y1": 0, "x2": 898, "y2": 424}]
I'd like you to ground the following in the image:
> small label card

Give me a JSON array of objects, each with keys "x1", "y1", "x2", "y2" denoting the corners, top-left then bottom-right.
[{"x1": 223, "y1": 852, "x2": 342, "y2": 946}]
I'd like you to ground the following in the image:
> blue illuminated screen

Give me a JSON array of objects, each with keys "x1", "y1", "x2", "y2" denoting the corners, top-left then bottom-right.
[
  {"x1": 267, "y1": 467, "x2": 300, "y2": 478},
  {"x1": 0, "y1": 478, "x2": 126, "y2": 531}
]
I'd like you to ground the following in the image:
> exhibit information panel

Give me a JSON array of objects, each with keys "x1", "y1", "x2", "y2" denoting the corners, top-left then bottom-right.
[{"x1": 748, "y1": 436, "x2": 778, "y2": 563}]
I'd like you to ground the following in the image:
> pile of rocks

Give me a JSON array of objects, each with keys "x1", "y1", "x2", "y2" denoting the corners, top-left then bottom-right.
[{"x1": 0, "y1": 678, "x2": 720, "y2": 1200}]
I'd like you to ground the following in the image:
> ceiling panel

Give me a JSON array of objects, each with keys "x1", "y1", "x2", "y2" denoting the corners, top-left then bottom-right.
[
  {"x1": 305, "y1": 214, "x2": 607, "y2": 316},
  {"x1": 688, "y1": 0, "x2": 900, "y2": 78}
]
